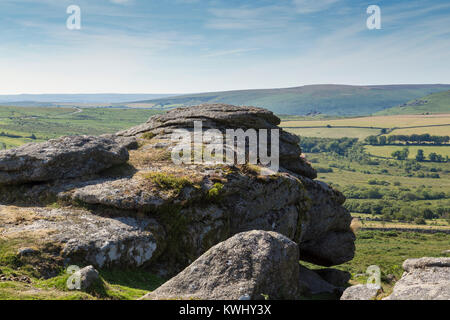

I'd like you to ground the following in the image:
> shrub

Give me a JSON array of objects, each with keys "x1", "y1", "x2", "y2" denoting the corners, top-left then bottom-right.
[
  {"x1": 144, "y1": 172, "x2": 192, "y2": 193},
  {"x1": 141, "y1": 132, "x2": 156, "y2": 140},
  {"x1": 414, "y1": 218, "x2": 426, "y2": 225}
]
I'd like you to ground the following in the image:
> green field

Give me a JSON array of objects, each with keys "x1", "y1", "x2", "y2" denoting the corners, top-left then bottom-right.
[
  {"x1": 284, "y1": 127, "x2": 381, "y2": 139},
  {"x1": 280, "y1": 114, "x2": 450, "y2": 141},
  {"x1": 0, "y1": 106, "x2": 162, "y2": 149},
  {"x1": 377, "y1": 90, "x2": 450, "y2": 115},
  {"x1": 281, "y1": 114, "x2": 450, "y2": 129},
  {"x1": 365, "y1": 145, "x2": 450, "y2": 159},
  {"x1": 321, "y1": 230, "x2": 449, "y2": 297}
]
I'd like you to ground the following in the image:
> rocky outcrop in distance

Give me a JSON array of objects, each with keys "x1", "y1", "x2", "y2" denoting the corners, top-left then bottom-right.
[{"x1": 0, "y1": 104, "x2": 355, "y2": 281}]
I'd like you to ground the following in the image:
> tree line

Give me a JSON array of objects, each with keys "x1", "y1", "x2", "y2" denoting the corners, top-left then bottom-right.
[
  {"x1": 391, "y1": 147, "x2": 448, "y2": 162},
  {"x1": 299, "y1": 137, "x2": 358, "y2": 155},
  {"x1": 365, "y1": 134, "x2": 449, "y2": 146}
]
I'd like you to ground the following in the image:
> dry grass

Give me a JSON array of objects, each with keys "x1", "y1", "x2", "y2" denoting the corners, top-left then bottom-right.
[
  {"x1": 0, "y1": 206, "x2": 39, "y2": 226},
  {"x1": 350, "y1": 218, "x2": 362, "y2": 233}
]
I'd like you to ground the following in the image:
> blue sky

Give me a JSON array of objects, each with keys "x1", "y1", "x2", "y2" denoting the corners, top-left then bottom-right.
[{"x1": 0, "y1": 0, "x2": 449, "y2": 94}]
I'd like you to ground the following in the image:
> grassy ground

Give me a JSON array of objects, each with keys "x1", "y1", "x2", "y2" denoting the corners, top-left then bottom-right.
[
  {"x1": 0, "y1": 106, "x2": 162, "y2": 149},
  {"x1": 280, "y1": 114, "x2": 450, "y2": 140},
  {"x1": 376, "y1": 90, "x2": 450, "y2": 115},
  {"x1": 311, "y1": 154, "x2": 450, "y2": 189},
  {"x1": 281, "y1": 114, "x2": 450, "y2": 128},
  {"x1": 284, "y1": 127, "x2": 380, "y2": 139},
  {"x1": 0, "y1": 269, "x2": 165, "y2": 300},
  {"x1": 385, "y1": 126, "x2": 450, "y2": 136},
  {"x1": 351, "y1": 213, "x2": 450, "y2": 230},
  {"x1": 303, "y1": 230, "x2": 450, "y2": 298},
  {"x1": 365, "y1": 145, "x2": 450, "y2": 159}
]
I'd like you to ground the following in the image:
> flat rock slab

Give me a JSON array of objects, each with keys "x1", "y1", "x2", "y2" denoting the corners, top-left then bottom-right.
[
  {"x1": 1, "y1": 205, "x2": 161, "y2": 268},
  {"x1": 0, "y1": 135, "x2": 131, "y2": 185},
  {"x1": 141, "y1": 230, "x2": 300, "y2": 300},
  {"x1": 384, "y1": 257, "x2": 450, "y2": 300}
]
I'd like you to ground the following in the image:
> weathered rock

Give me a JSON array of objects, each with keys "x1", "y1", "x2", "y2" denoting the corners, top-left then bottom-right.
[
  {"x1": 118, "y1": 104, "x2": 317, "y2": 179},
  {"x1": 313, "y1": 268, "x2": 351, "y2": 287},
  {"x1": 141, "y1": 230, "x2": 300, "y2": 300},
  {"x1": 1, "y1": 205, "x2": 161, "y2": 269},
  {"x1": 297, "y1": 177, "x2": 355, "y2": 266},
  {"x1": 77, "y1": 265, "x2": 99, "y2": 291},
  {"x1": 0, "y1": 135, "x2": 132, "y2": 185},
  {"x1": 384, "y1": 257, "x2": 450, "y2": 300},
  {"x1": 340, "y1": 284, "x2": 381, "y2": 300},
  {"x1": 298, "y1": 266, "x2": 337, "y2": 296}
]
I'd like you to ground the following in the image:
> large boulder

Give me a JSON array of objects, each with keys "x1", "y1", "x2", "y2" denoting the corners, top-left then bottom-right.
[
  {"x1": 384, "y1": 257, "x2": 450, "y2": 300},
  {"x1": 141, "y1": 230, "x2": 300, "y2": 300},
  {"x1": 0, "y1": 135, "x2": 133, "y2": 185}
]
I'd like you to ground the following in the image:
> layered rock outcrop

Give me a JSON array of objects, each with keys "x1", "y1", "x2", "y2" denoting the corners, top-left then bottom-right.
[
  {"x1": 384, "y1": 257, "x2": 450, "y2": 300},
  {"x1": 0, "y1": 104, "x2": 355, "y2": 278}
]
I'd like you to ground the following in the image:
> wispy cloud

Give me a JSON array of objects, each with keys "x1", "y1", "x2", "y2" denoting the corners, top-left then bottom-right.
[
  {"x1": 201, "y1": 48, "x2": 259, "y2": 58},
  {"x1": 293, "y1": 0, "x2": 340, "y2": 14},
  {"x1": 0, "y1": 0, "x2": 448, "y2": 93},
  {"x1": 206, "y1": 5, "x2": 293, "y2": 30}
]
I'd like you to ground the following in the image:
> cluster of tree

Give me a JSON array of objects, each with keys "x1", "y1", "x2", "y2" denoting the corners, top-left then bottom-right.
[
  {"x1": 391, "y1": 147, "x2": 409, "y2": 160},
  {"x1": 367, "y1": 179, "x2": 390, "y2": 186},
  {"x1": 391, "y1": 148, "x2": 449, "y2": 163},
  {"x1": 381, "y1": 206, "x2": 448, "y2": 223},
  {"x1": 299, "y1": 137, "x2": 358, "y2": 155},
  {"x1": 345, "y1": 199, "x2": 448, "y2": 221},
  {"x1": 424, "y1": 151, "x2": 448, "y2": 163},
  {"x1": 366, "y1": 134, "x2": 450, "y2": 145},
  {"x1": 415, "y1": 149, "x2": 448, "y2": 162},
  {"x1": 342, "y1": 184, "x2": 447, "y2": 201}
]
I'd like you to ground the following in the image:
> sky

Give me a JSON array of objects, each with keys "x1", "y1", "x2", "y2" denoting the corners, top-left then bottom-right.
[{"x1": 0, "y1": 0, "x2": 449, "y2": 94}]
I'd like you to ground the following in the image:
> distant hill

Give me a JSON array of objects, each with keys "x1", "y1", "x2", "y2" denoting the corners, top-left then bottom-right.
[
  {"x1": 376, "y1": 90, "x2": 450, "y2": 115},
  {"x1": 129, "y1": 84, "x2": 450, "y2": 116},
  {"x1": 0, "y1": 93, "x2": 179, "y2": 105}
]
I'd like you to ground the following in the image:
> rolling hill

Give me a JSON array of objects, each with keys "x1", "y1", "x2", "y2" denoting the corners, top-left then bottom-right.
[
  {"x1": 128, "y1": 84, "x2": 450, "y2": 116},
  {"x1": 376, "y1": 90, "x2": 450, "y2": 115},
  {"x1": 0, "y1": 93, "x2": 178, "y2": 105}
]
